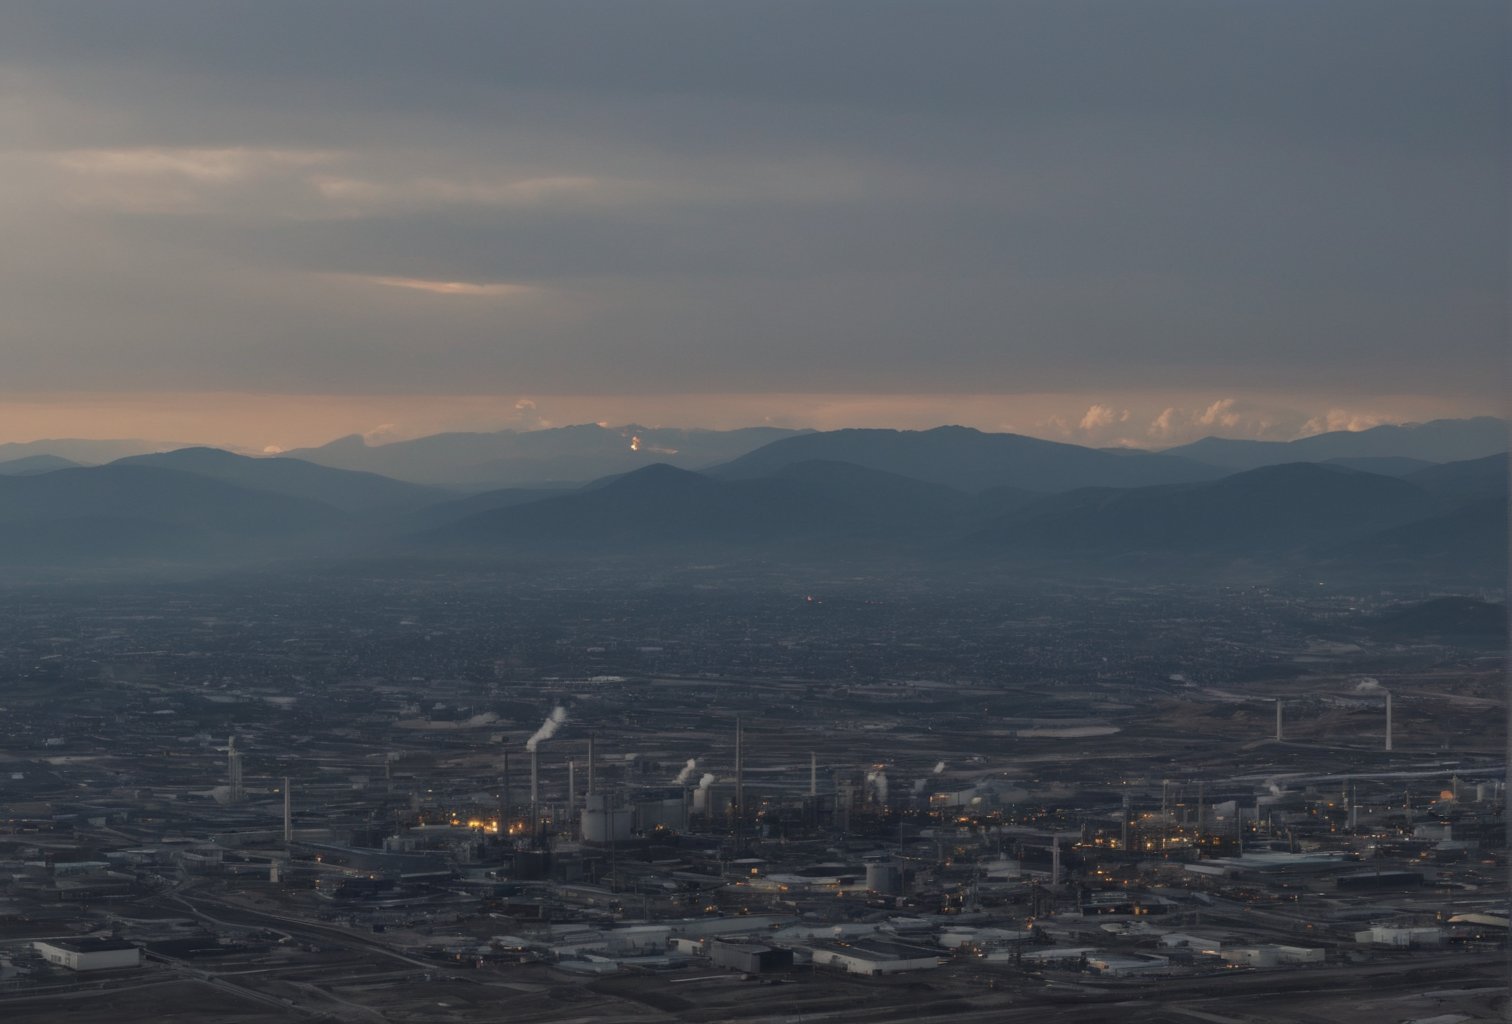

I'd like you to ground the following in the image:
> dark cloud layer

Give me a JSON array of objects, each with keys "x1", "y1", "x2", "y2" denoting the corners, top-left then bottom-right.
[{"x1": 0, "y1": 1, "x2": 1504, "y2": 410}]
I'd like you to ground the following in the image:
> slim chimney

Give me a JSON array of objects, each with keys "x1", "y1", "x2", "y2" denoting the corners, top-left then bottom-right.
[
  {"x1": 282, "y1": 777, "x2": 292, "y2": 844},
  {"x1": 734, "y1": 717, "x2": 744, "y2": 830},
  {"x1": 501, "y1": 750, "x2": 511, "y2": 832},
  {"x1": 530, "y1": 748, "x2": 540, "y2": 830},
  {"x1": 1385, "y1": 692, "x2": 1393, "y2": 751},
  {"x1": 568, "y1": 759, "x2": 577, "y2": 826},
  {"x1": 227, "y1": 736, "x2": 243, "y2": 804},
  {"x1": 1161, "y1": 779, "x2": 1169, "y2": 851},
  {"x1": 809, "y1": 752, "x2": 817, "y2": 798},
  {"x1": 1121, "y1": 791, "x2": 1131, "y2": 851},
  {"x1": 587, "y1": 734, "x2": 596, "y2": 796},
  {"x1": 1275, "y1": 700, "x2": 1283, "y2": 742}
]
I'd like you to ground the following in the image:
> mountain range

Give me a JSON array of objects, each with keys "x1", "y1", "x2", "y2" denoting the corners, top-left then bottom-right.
[
  {"x1": 113, "y1": 447, "x2": 446, "y2": 514},
  {"x1": 1160, "y1": 416, "x2": 1507, "y2": 470},
  {"x1": 282, "y1": 424, "x2": 806, "y2": 488},
  {"x1": 0, "y1": 419, "x2": 1502, "y2": 581},
  {"x1": 708, "y1": 426, "x2": 1222, "y2": 492}
]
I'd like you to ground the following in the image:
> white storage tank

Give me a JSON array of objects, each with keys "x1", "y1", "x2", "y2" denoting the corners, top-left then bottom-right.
[{"x1": 581, "y1": 793, "x2": 633, "y2": 844}]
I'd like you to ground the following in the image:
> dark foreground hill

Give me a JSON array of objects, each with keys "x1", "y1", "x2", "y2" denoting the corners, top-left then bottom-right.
[
  {"x1": 1325, "y1": 496, "x2": 1508, "y2": 581},
  {"x1": 0, "y1": 464, "x2": 345, "y2": 564},
  {"x1": 1403, "y1": 453, "x2": 1508, "y2": 504},
  {"x1": 426, "y1": 461, "x2": 976, "y2": 553},
  {"x1": 965, "y1": 463, "x2": 1440, "y2": 557},
  {"x1": 1368, "y1": 596, "x2": 1507, "y2": 642},
  {"x1": 415, "y1": 457, "x2": 1503, "y2": 585}
]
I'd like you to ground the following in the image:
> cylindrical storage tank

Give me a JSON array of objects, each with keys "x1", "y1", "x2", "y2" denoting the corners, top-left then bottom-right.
[
  {"x1": 581, "y1": 793, "x2": 634, "y2": 844},
  {"x1": 581, "y1": 808, "x2": 633, "y2": 843}
]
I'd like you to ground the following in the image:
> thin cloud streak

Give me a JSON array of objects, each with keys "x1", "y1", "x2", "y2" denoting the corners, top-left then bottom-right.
[
  {"x1": 0, "y1": 3, "x2": 1502, "y2": 410},
  {"x1": 363, "y1": 276, "x2": 540, "y2": 298}
]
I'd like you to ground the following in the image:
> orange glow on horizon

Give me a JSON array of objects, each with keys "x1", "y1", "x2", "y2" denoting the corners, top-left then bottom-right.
[{"x1": 0, "y1": 389, "x2": 1484, "y2": 454}]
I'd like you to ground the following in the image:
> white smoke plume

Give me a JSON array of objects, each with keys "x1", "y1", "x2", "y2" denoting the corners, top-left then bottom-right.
[
  {"x1": 866, "y1": 769, "x2": 889, "y2": 804},
  {"x1": 525, "y1": 706, "x2": 568, "y2": 751},
  {"x1": 698, "y1": 773, "x2": 717, "y2": 791},
  {"x1": 674, "y1": 759, "x2": 698, "y2": 785},
  {"x1": 932, "y1": 761, "x2": 946, "y2": 774},
  {"x1": 911, "y1": 778, "x2": 928, "y2": 795},
  {"x1": 1354, "y1": 678, "x2": 1381, "y2": 693}
]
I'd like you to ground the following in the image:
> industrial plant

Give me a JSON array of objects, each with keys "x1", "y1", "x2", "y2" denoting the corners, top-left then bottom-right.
[{"x1": 0, "y1": 567, "x2": 1504, "y2": 1022}]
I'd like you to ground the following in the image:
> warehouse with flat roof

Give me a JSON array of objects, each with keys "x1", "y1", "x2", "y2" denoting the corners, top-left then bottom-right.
[{"x1": 33, "y1": 938, "x2": 142, "y2": 971}]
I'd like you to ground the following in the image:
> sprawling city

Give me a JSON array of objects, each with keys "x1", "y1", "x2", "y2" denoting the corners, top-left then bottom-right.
[
  {"x1": 1, "y1": 2, "x2": 1505, "y2": 1022},
  {"x1": 0, "y1": 558, "x2": 1504, "y2": 1022}
]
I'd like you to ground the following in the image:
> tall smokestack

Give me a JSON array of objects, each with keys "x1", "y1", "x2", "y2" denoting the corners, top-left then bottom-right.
[
  {"x1": 734, "y1": 717, "x2": 744, "y2": 840},
  {"x1": 1385, "y1": 691, "x2": 1393, "y2": 751},
  {"x1": 530, "y1": 748, "x2": 540, "y2": 830},
  {"x1": 1051, "y1": 835, "x2": 1061, "y2": 886},
  {"x1": 1275, "y1": 700, "x2": 1283, "y2": 742},
  {"x1": 810, "y1": 752, "x2": 817, "y2": 798},
  {"x1": 568, "y1": 759, "x2": 577, "y2": 832},
  {"x1": 587, "y1": 734, "x2": 596, "y2": 796},
  {"x1": 501, "y1": 750, "x2": 511, "y2": 832},
  {"x1": 1161, "y1": 779, "x2": 1169, "y2": 851},
  {"x1": 282, "y1": 777, "x2": 292, "y2": 844},
  {"x1": 1121, "y1": 791, "x2": 1130, "y2": 851},
  {"x1": 227, "y1": 736, "x2": 243, "y2": 804}
]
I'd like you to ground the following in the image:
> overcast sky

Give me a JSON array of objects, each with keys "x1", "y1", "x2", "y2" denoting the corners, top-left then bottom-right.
[{"x1": 0, "y1": 1, "x2": 1505, "y2": 449}]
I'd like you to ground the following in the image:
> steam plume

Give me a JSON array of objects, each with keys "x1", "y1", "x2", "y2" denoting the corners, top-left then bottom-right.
[
  {"x1": 932, "y1": 761, "x2": 946, "y2": 774},
  {"x1": 674, "y1": 758, "x2": 698, "y2": 785},
  {"x1": 525, "y1": 706, "x2": 568, "y2": 751},
  {"x1": 698, "y1": 773, "x2": 717, "y2": 791}
]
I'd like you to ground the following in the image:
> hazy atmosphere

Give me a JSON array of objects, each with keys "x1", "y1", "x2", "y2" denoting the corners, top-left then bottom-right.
[
  {"x1": 1, "y1": 1, "x2": 1505, "y2": 449},
  {"x1": 0, "y1": 6, "x2": 1507, "y2": 1023}
]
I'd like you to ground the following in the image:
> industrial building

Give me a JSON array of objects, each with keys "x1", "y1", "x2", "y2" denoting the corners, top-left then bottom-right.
[
  {"x1": 32, "y1": 938, "x2": 142, "y2": 971},
  {"x1": 808, "y1": 938, "x2": 944, "y2": 976},
  {"x1": 707, "y1": 939, "x2": 794, "y2": 973}
]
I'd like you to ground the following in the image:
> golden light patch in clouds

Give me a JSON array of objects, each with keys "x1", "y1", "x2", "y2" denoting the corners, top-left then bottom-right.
[
  {"x1": 44, "y1": 146, "x2": 338, "y2": 214},
  {"x1": 364, "y1": 277, "x2": 539, "y2": 297},
  {"x1": 311, "y1": 173, "x2": 611, "y2": 209},
  {"x1": 54, "y1": 146, "x2": 334, "y2": 181}
]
